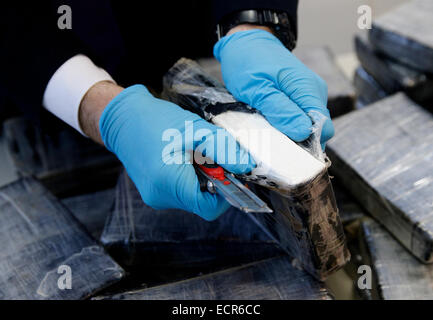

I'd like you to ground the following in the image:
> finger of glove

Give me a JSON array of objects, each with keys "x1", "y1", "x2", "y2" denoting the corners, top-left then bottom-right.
[
  {"x1": 277, "y1": 67, "x2": 328, "y2": 110},
  {"x1": 303, "y1": 106, "x2": 335, "y2": 147},
  {"x1": 176, "y1": 164, "x2": 231, "y2": 221},
  {"x1": 191, "y1": 120, "x2": 256, "y2": 174},
  {"x1": 252, "y1": 86, "x2": 313, "y2": 142},
  {"x1": 136, "y1": 164, "x2": 231, "y2": 221}
]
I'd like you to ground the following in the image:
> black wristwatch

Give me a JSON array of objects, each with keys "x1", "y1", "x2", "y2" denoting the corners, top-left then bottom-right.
[{"x1": 216, "y1": 9, "x2": 297, "y2": 51}]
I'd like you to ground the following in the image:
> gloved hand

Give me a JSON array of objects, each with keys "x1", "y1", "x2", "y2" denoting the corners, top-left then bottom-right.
[
  {"x1": 99, "y1": 85, "x2": 255, "y2": 221},
  {"x1": 214, "y1": 29, "x2": 334, "y2": 149}
]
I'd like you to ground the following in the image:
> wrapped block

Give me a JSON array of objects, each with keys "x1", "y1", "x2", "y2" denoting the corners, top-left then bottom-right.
[
  {"x1": 245, "y1": 180, "x2": 349, "y2": 281},
  {"x1": 332, "y1": 182, "x2": 364, "y2": 225},
  {"x1": 2, "y1": 117, "x2": 121, "y2": 197},
  {"x1": 355, "y1": 33, "x2": 433, "y2": 104},
  {"x1": 353, "y1": 67, "x2": 388, "y2": 107},
  {"x1": 0, "y1": 178, "x2": 124, "y2": 299},
  {"x1": 370, "y1": 0, "x2": 433, "y2": 73},
  {"x1": 162, "y1": 58, "x2": 349, "y2": 280},
  {"x1": 100, "y1": 171, "x2": 281, "y2": 282},
  {"x1": 327, "y1": 93, "x2": 433, "y2": 262},
  {"x1": 295, "y1": 46, "x2": 355, "y2": 118},
  {"x1": 360, "y1": 218, "x2": 433, "y2": 300},
  {"x1": 62, "y1": 188, "x2": 115, "y2": 239},
  {"x1": 96, "y1": 256, "x2": 332, "y2": 300}
]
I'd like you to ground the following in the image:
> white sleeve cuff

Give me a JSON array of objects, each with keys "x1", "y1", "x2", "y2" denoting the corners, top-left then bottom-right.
[{"x1": 42, "y1": 54, "x2": 115, "y2": 135}]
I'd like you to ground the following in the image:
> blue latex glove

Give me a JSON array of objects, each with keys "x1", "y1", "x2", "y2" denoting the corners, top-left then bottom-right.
[
  {"x1": 99, "y1": 85, "x2": 255, "y2": 221},
  {"x1": 214, "y1": 29, "x2": 334, "y2": 149}
]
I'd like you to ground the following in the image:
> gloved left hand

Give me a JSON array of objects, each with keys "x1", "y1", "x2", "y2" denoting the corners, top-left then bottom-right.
[{"x1": 214, "y1": 29, "x2": 334, "y2": 149}]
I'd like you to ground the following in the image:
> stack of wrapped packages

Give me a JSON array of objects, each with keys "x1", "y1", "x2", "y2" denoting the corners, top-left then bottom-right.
[
  {"x1": 0, "y1": 44, "x2": 359, "y2": 301},
  {"x1": 354, "y1": 0, "x2": 433, "y2": 111},
  {"x1": 328, "y1": 0, "x2": 433, "y2": 299},
  {"x1": 1, "y1": 0, "x2": 432, "y2": 300}
]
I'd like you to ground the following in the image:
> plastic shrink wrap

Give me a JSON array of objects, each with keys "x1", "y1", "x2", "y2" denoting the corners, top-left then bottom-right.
[
  {"x1": 95, "y1": 256, "x2": 332, "y2": 300},
  {"x1": 360, "y1": 218, "x2": 433, "y2": 300},
  {"x1": 328, "y1": 93, "x2": 433, "y2": 263},
  {"x1": 100, "y1": 170, "x2": 282, "y2": 284},
  {"x1": 2, "y1": 117, "x2": 121, "y2": 197},
  {"x1": 0, "y1": 178, "x2": 124, "y2": 299}
]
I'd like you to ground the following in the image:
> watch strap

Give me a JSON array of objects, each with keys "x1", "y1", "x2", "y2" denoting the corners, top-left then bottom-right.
[{"x1": 217, "y1": 9, "x2": 297, "y2": 51}]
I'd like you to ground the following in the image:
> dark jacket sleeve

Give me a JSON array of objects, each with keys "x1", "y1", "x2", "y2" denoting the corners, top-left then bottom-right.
[
  {"x1": 211, "y1": 0, "x2": 299, "y2": 38},
  {"x1": 0, "y1": 2, "x2": 86, "y2": 122}
]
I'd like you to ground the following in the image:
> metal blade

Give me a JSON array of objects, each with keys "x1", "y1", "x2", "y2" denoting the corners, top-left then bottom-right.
[{"x1": 196, "y1": 166, "x2": 273, "y2": 213}]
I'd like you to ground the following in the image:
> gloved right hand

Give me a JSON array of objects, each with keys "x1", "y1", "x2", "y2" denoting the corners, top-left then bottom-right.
[{"x1": 99, "y1": 85, "x2": 256, "y2": 221}]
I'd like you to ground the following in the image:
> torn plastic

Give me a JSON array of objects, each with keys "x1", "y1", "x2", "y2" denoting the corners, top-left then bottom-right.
[
  {"x1": 162, "y1": 58, "x2": 349, "y2": 280},
  {"x1": 163, "y1": 58, "x2": 330, "y2": 193},
  {"x1": 300, "y1": 110, "x2": 328, "y2": 164},
  {"x1": 163, "y1": 58, "x2": 328, "y2": 161}
]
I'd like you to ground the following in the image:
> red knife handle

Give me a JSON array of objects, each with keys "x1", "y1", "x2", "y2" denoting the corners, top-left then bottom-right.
[{"x1": 198, "y1": 163, "x2": 225, "y2": 181}]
